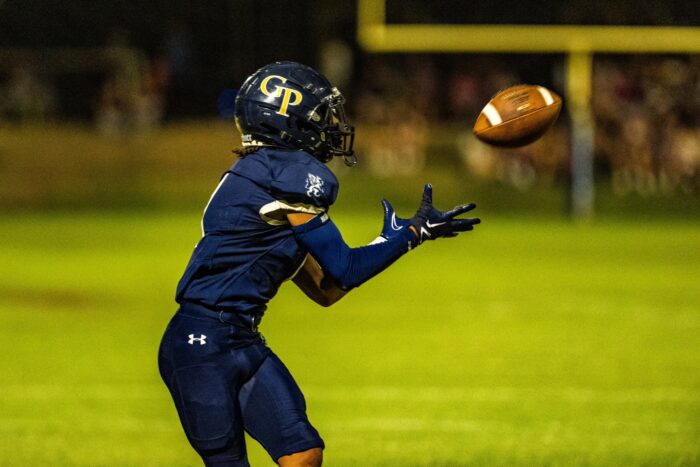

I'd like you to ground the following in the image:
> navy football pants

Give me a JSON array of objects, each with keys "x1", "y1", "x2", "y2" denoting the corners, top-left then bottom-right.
[{"x1": 158, "y1": 304, "x2": 324, "y2": 466}]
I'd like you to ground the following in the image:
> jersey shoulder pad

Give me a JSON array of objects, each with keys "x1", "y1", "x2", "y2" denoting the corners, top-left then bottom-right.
[{"x1": 265, "y1": 149, "x2": 339, "y2": 210}]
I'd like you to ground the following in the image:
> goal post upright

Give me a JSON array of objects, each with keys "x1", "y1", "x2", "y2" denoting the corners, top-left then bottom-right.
[
  {"x1": 567, "y1": 51, "x2": 594, "y2": 220},
  {"x1": 356, "y1": 0, "x2": 700, "y2": 218}
]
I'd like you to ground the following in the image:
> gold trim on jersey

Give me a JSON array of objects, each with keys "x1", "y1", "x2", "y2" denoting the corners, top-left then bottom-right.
[{"x1": 259, "y1": 200, "x2": 325, "y2": 226}]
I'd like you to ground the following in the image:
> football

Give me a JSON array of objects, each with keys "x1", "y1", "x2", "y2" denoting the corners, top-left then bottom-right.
[{"x1": 473, "y1": 84, "x2": 562, "y2": 147}]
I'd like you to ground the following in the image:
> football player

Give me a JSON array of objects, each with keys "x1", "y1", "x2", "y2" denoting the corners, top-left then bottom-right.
[{"x1": 158, "y1": 61, "x2": 480, "y2": 467}]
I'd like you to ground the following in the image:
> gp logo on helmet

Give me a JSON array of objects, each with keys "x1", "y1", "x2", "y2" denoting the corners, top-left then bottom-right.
[{"x1": 259, "y1": 75, "x2": 303, "y2": 117}]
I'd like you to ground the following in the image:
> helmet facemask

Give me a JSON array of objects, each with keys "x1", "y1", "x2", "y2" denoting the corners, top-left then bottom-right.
[{"x1": 316, "y1": 88, "x2": 356, "y2": 166}]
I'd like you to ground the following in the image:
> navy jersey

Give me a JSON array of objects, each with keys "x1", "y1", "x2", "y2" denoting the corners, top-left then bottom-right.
[{"x1": 176, "y1": 148, "x2": 339, "y2": 314}]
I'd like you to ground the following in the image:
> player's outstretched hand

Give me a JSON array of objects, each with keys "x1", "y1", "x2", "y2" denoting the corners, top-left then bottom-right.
[{"x1": 409, "y1": 183, "x2": 480, "y2": 243}]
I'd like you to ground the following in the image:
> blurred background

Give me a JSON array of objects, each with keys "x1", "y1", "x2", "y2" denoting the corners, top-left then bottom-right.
[
  {"x1": 0, "y1": 1, "x2": 698, "y2": 466},
  {"x1": 0, "y1": 0, "x2": 699, "y2": 215}
]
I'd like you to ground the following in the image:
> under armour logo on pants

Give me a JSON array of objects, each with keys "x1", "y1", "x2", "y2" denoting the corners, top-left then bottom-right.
[{"x1": 188, "y1": 334, "x2": 207, "y2": 345}]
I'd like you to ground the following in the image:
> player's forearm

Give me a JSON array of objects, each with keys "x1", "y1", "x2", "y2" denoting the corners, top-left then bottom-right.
[{"x1": 292, "y1": 215, "x2": 415, "y2": 290}]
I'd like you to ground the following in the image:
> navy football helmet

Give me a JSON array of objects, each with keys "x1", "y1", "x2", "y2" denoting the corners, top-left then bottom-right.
[{"x1": 234, "y1": 61, "x2": 356, "y2": 166}]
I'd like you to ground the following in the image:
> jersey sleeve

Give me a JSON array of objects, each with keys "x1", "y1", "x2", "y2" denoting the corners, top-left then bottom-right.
[
  {"x1": 230, "y1": 150, "x2": 339, "y2": 226},
  {"x1": 291, "y1": 212, "x2": 416, "y2": 290},
  {"x1": 270, "y1": 162, "x2": 338, "y2": 209}
]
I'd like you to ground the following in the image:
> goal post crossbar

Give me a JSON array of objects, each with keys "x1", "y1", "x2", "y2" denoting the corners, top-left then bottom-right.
[{"x1": 358, "y1": 0, "x2": 700, "y2": 53}]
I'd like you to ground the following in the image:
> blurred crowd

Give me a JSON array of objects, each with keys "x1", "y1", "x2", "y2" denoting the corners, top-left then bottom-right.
[
  {"x1": 0, "y1": 25, "x2": 195, "y2": 135},
  {"x1": 348, "y1": 55, "x2": 567, "y2": 189},
  {"x1": 94, "y1": 33, "x2": 169, "y2": 136},
  {"x1": 347, "y1": 54, "x2": 699, "y2": 194},
  {"x1": 0, "y1": 44, "x2": 698, "y2": 195},
  {"x1": 0, "y1": 53, "x2": 169, "y2": 134},
  {"x1": 593, "y1": 56, "x2": 700, "y2": 195}
]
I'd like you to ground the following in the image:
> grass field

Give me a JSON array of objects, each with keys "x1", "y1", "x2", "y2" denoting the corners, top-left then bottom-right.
[{"x1": 0, "y1": 210, "x2": 698, "y2": 466}]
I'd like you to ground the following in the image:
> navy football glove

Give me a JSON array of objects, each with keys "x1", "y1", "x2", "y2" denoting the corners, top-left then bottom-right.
[
  {"x1": 378, "y1": 198, "x2": 411, "y2": 241},
  {"x1": 408, "y1": 183, "x2": 480, "y2": 243}
]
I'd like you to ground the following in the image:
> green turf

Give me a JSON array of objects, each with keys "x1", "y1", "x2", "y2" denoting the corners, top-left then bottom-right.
[{"x1": 0, "y1": 211, "x2": 698, "y2": 466}]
